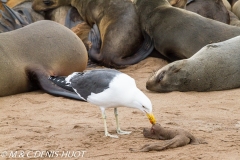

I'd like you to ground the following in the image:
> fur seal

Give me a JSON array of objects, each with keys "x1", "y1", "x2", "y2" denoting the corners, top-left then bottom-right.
[
  {"x1": 44, "y1": 5, "x2": 85, "y2": 29},
  {"x1": 11, "y1": 1, "x2": 45, "y2": 23},
  {"x1": 0, "y1": 2, "x2": 32, "y2": 32},
  {"x1": 222, "y1": 0, "x2": 232, "y2": 10},
  {"x1": 186, "y1": 0, "x2": 230, "y2": 24},
  {"x1": 168, "y1": 0, "x2": 187, "y2": 8},
  {"x1": 32, "y1": 0, "x2": 154, "y2": 68},
  {"x1": 146, "y1": 35, "x2": 240, "y2": 92},
  {"x1": 232, "y1": 0, "x2": 240, "y2": 19},
  {"x1": 130, "y1": 123, "x2": 207, "y2": 152},
  {"x1": 228, "y1": 0, "x2": 238, "y2": 6},
  {"x1": 135, "y1": 0, "x2": 240, "y2": 61},
  {"x1": 0, "y1": 20, "x2": 88, "y2": 97},
  {"x1": 71, "y1": 22, "x2": 91, "y2": 51},
  {"x1": 228, "y1": 10, "x2": 240, "y2": 27}
]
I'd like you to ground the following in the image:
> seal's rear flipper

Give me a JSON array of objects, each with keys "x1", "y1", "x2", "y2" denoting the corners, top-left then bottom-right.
[
  {"x1": 25, "y1": 66, "x2": 84, "y2": 101},
  {"x1": 133, "y1": 31, "x2": 154, "y2": 60},
  {"x1": 88, "y1": 24, "x2": 102, "y2": 60},
  {"x1": 130, "y1": 135, "x2": 189, "y2": 152},
  {"x1": 114, "y1": 31, "x2": 154, "y2": 66}
]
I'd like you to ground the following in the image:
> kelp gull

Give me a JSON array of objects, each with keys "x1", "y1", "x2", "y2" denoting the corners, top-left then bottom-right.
[{"x1": 48, "y1": 69, "x2": 155, "y2": 138}]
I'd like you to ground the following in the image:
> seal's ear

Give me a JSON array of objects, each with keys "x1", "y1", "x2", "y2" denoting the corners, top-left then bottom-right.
[
  {"x1": 168, "y1": 64, "x2": 182, "y2": 73},
  {"x1": 169, "y1": 60, "x2": 187, "y2": 73},
  {"x1": 171, "y1": 65, "x2": 181, "y2": 73}
]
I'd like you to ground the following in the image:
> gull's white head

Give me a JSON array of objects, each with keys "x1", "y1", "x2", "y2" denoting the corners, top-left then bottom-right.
[{"x1": 131, "y1": 89, "x2": 156, "y2": 124}]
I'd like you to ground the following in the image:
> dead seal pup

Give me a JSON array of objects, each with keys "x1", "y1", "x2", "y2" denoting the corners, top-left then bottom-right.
[
  {"x1": 32, "y1": 0, "x2": 154, "y2": 68},
  {"x1": 0, "y1": 20, "x2": 88, "y2": 97},
  {"x1": 130, "y1": 123, "x2": 207, "y2": 152},
  {"x1": 146, "y1": 35, "x2": 240, "y2": 92},
  {"x1": 135, "y1": 0, "x2": 240, "y2": 61}
]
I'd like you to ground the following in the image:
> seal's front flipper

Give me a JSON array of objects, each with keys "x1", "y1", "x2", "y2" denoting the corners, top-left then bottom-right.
[
  {"x1": 88, "y1": 24, "x2": 101, "y2": 59},
  {"x1": 25, "y1": 66, "x2": 84, "y2": 101}
]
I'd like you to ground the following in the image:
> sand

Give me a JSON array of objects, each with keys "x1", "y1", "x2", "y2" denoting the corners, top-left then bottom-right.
[{"x1": 0, "y1": 57, "x2": 239, "y2": 160}]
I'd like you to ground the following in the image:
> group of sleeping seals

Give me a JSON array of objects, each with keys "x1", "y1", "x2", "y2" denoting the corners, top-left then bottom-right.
[
  {"x1": 32, "y1": 0, "x2": 154, "y2": 68},
  {"x1": 130, "y1": 123, "x2": 207, "y2": 152},
  {"x1": 0, "y1": 20, "x2": 88, "y2": 97},
  {"x1": 135, "y1": 0, "x2": 240, "y2": 61},
  {"x1": 147, "y1": 35, "x2": 240, "y2": 92}
]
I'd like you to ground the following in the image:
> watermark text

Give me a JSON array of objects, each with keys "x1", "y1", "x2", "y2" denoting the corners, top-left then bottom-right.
[{"x1": 1, "y1": 150, "x2": 86, "y2": 158}]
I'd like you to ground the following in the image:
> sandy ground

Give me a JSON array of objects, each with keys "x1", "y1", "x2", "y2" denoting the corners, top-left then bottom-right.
[{"x1": 0, "y1": 57, "x2": 240, "y2": 160}]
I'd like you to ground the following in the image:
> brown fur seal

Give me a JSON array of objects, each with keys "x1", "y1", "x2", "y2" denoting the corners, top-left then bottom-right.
[
  {"x1": 71, "y1": 22, "x2": 91, "y2": 51},
  {"x1": 130, "y1": 123, "x2": 206, "y2": 152},
  {"x1": 228, "y1": 0, "x2": 238, "y2": 6},
  {"x1": 222, "y1": 0, "x2": 232, "y2": 10},
  {"x1": 168, "y1": 0, "x2": 187, "y2": 8},
  {"x1": 32, "y1": 0, "x2": 154, "y2": 68},
  {"x1": 228, "y1": 10, "x2": 240, "y2": 27},
  {"x1": 146, "y1": 35, "x2": 240, "y2": 92},
  {"x1": 7, "y1": 0, "x2": 91, "y2": 49},
  {"x1": 135, "y1": 0, "x2": 240, "y2": 61},
  {"x1": 0, "y1": 2, "x2": 33, "y2": 32},
  {"x1": 44, "y1": 5, "x2": 85, "y2": 29},
  {"x1": 0, "y1": 20, "x2": 88, "y2": 97},
  {"x1": 11, "y1": 1, "x2": 45, "y2": 23},
  {"x1": 232, "y1": 0, "x2": 240, "y2": 19},
  {"x1": 9, "y1": 0, "x2": 84, "y2": 29},
  {"x1": 186, "y1": 0, "x2": 230, "y2": 24}
]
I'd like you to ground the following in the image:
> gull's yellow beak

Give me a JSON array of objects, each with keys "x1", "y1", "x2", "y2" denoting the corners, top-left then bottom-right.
[{"x1": 146, "y1": 113, "x2": 156, "y2": 124}]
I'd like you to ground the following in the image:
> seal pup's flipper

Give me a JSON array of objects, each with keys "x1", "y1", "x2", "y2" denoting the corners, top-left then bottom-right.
[
  {"x1": 26, "y1": 66, "x2": 83, "y2": 101},
  {"x1": 114, "y1": 31, "x2": 154, "y2": 66},
  {"x1": 0, "y1": 10, "x2": 14, "y2": 32},
  {"x1": 65, "y1": 7, "x2": 84, "y2": 29},
  {"x1": 2, "y1": 3, "x2": 29, "y2": 28},
  {"x1": 88, "y1": 24, "x2": 102, "y2": 61},
  {"x1": 130, "y1": 135, "x2": 190, "y2": 152},
  {"x1": 14, "y1": 7, "x2": 34, "y2": 24},
  {"x1": 187, "y1": 0, "x2": 195, "y2": 5}
]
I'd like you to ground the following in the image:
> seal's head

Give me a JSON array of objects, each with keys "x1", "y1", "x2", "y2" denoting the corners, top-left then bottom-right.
[
  {"x1": 143, "y1": 123, "x2": 163, "y2": 140},
  {"x1": 32, "y1": 0, "x2": 69, "y2": 11},
  {"x1": 146, "y1": 59, "x2": 189, "y2": 92}
]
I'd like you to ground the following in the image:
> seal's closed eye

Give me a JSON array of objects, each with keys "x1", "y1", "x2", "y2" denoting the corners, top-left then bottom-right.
[
  {"x1": 43, "y1": 0, "x2": 54, "y2": 6},
  {"x1": 157, "y1": 71, "x2": 165, "y2": 83}
]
